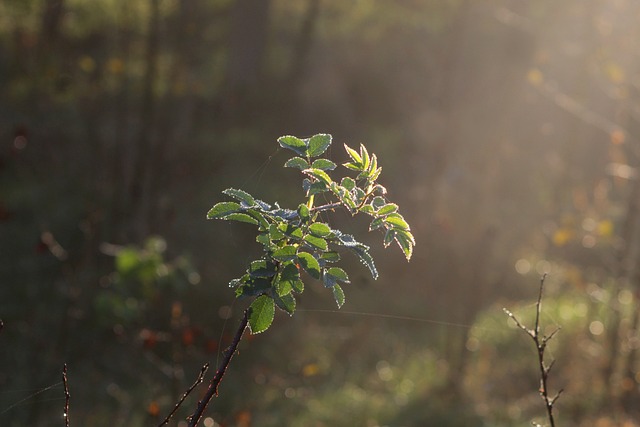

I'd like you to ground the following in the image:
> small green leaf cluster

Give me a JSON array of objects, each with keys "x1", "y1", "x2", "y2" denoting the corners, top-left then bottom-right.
[{"x1": 208, "y1": 134, "x2": 414, "y2": 334}]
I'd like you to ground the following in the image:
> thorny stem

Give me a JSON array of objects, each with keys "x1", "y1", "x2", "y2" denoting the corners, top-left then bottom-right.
[
  {"x1": 503, "y1": 274, "x2": 563, "y2": 427},
  {"x1": 158, "y1": 363, "x2": 209, "y2": 427},
  {"x1": 62, "y1": 364, "x2": 70, "y2": 427},
  {"x1": 187, "y1": 309, "x2": 249, "y2": 427}
]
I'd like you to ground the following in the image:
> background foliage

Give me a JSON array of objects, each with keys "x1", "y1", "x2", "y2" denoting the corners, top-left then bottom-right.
[{"x1": 2, "y1": 0, "x2": 640, "y2": 425}]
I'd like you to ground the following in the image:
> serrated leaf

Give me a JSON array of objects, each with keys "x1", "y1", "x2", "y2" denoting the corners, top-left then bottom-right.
[
  {"x1": 344, "y1": 144, "x2": 362, "y2": 165},
  {"x1": 368, "y1": 153, "x2": 378, "y2": 176},
  {"x1": 372, "y1": 184, "x2": 387, "y2": 195},
  {"x1": 319, "y1": 251, "x2": 341, "y2": 263},
  {"x1": 292, "y1": 279, "x2": 304, "y2": 293},
  {"x1": 274, "y1": 292, "x2": 296, "y2": 315},
  {"x1": 256, "y1": 232, "x2": 271, "y2": 247},
  {"x1": 303, "y1": 168, "x2": 333, "y2": 186},
  {"x1": 278, "y1": 223, "x2": 303, "y2": 239},
  {"x1": 222, "y1": 188, "x2": 256, "y2": 207},
  {"x1": 297, "y1": 252, "x2": 321, "y2": 279},
  {"x1": 246, "y1": 209, "x2": 269, "y2": 229},
  {"x1": 311, "y1": 158, "x2": 337, "y2": 170},
  {"x1": 249, "y1": 260, "x2": 277, "y2": 278},
  {"x1": 359, "y1": 204, "x2": 375, "y2": 215},
  {"x1": 369, "y1": 217, "x2": 384, "y2": 231},
  {"x1": 341, "y1": 177, "x2": 356, "y2": 191},
  {"x1": 275, "y1": 262, "x2": 299, "y2": 296},
  {"x1": 268, "y1": 223, "x2": 285, "y2": 241},
  {"x1": 272, "y1": 245, "x2": 298, "y2": 261},
  {"x1": 207, "y1": 201, "x2": 241, "y2": 219},
  {"x1": 385, "y1": 213, "x2": 410, "y2": 230},
  {"x1": 307, "y1": 134, "x2": 332, "y2": 157},
  {"x1": 383, "y1": 229, "x2": 396, "y2": 247},
  {"x1": 327, "y1": 267, "x2": 349, "y2": 283},
  {"x1": 360, "y1": 144, "x2": 370, "y2": 171},
  {"x1": 236, "y1": 276, "x2": 272, "y2": 297},
  {"x1": 371, "y1": 196, "x2": 386, "y2": 210},
  {"x1": 309, "y1": 222, "x2": 333, "y2": 237},
  {"x1": 369, "y1": 167, "x2": 382, "y2": 182},
  {"x1": 332, "y1": 284, "x2": 345, "y2": 309},
  {"x1": 278, "y1": 135, "x2": 308, "y2": 156},
  {"x1": 304, "y1": 234, "x2": 328, "y2": 251},
  {"x1": 223, "y1": 213, "x2": 259, "y2": 225},
  {"x1": 249, "y1": 295, "x2": 275, "y2": 334},
  {"x1": 307, "y1": 181, "x2": 329, "y2": 196},
  {"x1": 395, "y1": 231, "x2": 415, "y2": 261},
  {"x1": 352, "y1": 187, "x2": 366, "y2": 204},
  {"x1": 343, "y1": 162, "x2": 362, "y2": 171},
  {"x1": 377, "y1": 203, "x2": 399, "y2": 216},
  {"x1": 349, "y1": 245, "x2": 378, "y2": 279},
  {"x1": 284, "y1": 157, "x2": 310, "y2": 170}
]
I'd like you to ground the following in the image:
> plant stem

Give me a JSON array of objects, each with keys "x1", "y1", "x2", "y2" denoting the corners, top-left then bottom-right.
[{"x1": 187, "y1": 309, "x2": 249, "y2": 427}]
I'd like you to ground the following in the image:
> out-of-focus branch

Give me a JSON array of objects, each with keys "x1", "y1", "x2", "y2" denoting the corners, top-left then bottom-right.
[
  {"x1": 62, "y1": 364, "x2": 70, "y2": 427},
  {"x1": 503, "y1": 274, "x2": 563, "y2": 427}
]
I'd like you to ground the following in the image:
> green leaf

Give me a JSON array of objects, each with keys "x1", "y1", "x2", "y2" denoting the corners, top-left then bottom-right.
[
  {"x1": 383, "y1": 229, "x2": 396, "y2": 247},
  {"x1": 360, "y1": 144, "x2": 370, "y2": 171},
  {"x1": 273, "y1": 245, "x2": 298, "y2": 261},
  {"x1": 278, "y1": 223, "x2": 303, "y2": 239},
  {"x1": 278, "y1": 135, "x2": 308, "y2": 156},
  {"x1": 247, "y1": 209, "x2": 269, "y2": 229},
  {"x1": 256, "y1": 232, "x2": 271, "y2": 247},
  {"x1": 284, "y1": 157, "x2": 310, "y2": 170},
  {"x1": 274, "y1": 292, "x2": 296, "y2": 315},
  {"x1": 275, "y1": 262, "x2": 299, "y2": 296},
  {"x1": 332, "y1": 284, "x2": 345, "y2": 309},
  {"x1": 307, "y1": 181, "x2": 329, "y2": 196},
  {"x1": 384, "y1": 213, "x2": 410, "y2": 230},
  {"x1": 249, "y1": 295, "x2": 275, "y2": 334},
  {"x1": 222, "y1": 188, "x2": 256, "y2": 207},
  {"x1": 249, "y1": 260, "x2": 277, "y2": 278},
  {"x1": 307, "y1": 134, "x2": 332, "y2": 157},
  {"x1": 395, "y1": 231, "x2": 414, "y2": 261},
  {"x1": 341, "y1": 177, "x2": 356, "y2": 191},
  {"x1": 309, "y1": 222, "x2": 333, "y2": 237},
  {"x1": 304, "y1": 234, "x2": 328, "y2": 251},
  {"x1": 377, "y1": 203, "x2": 399, "y2": 216},
  {"x1": 303, "y1": 168, "x2": 333, "y2": 186},
  {"x1": 292, "y1": 278, "x2": 304, "y2": 293},
  {"x1": 359, "y1": 204, "x2": 375, "y2": 215},
  {"x1": 371, "y1": 197, "x2": 386, "y2": 210},
  {"x1": 223, "y1": 213, "x2": 259, "y2": 225},
  {"x1": 349, "y1": 245, "x2": 378, "y2": 280},
  {"x1": 268, "y1": 223, "x2": 285, "y2": 241},
  {"x1": 297, "y1": 252, "x2": 321, "y2": 279},
  {"x1": 344, "y1": 144, "x2": 362, "y2": 165},
  {"x1": 319, "y1": 251, "x2": 341, "y2": 263},
  {"x1": 298, "y1": 203, "x2": 310, "y2": 221},
  {"x1": 369, "y1": 217, "x2": 384, "y2": 231},
  {"x1": 327, "y1": 267, "x2": 349, "y2": 283},
  {"x1": 311, "y1": 158, "x2": 337, "y2": 170},
  {"x1": 207, "y1": 201, "x2": 241, "y2": 219}
]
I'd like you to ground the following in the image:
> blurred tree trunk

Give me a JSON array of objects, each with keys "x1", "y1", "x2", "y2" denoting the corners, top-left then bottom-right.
[
  {"x1": 223, "y1": 0, "x2": 271, "y2": 120},
  {"x1": 130, "y1": 0, "x2": 161, "y2": 241}
]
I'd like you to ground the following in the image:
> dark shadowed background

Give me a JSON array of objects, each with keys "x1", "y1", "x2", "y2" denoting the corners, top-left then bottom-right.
[{"x1": 2, "y1": 1, "x2": 640, "y2": 426}]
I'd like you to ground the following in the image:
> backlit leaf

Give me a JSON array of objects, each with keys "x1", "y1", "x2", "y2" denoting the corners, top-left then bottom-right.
[
  {"x1": 207, "y1": 202, "x2": 241, "y2": 219},
  {"x1": 307, "y1": 134, "x2": 332, "y2": 157},
  {"x1": 278, "y1": 135, "x2": 308, "y2": 156},
  {"x1": 285, "y1": 157, "x2": 309, "y2": 170},
  {"x1": 332, "y1": 285, "x2": 345, "y2": 309},
  {"x1": 223, "y1": 213, "x2": 259, "y2": 225},
  {"x1": 377, "y1": 203, "x2": 399, "y2": 216},
  {"x1": 222, "y1": 188, "x2": 256, "y2": 207},
  {"x1": 297, "y1": 252, "x2": 321, "y2": 279},
  {"x1": 303, "y1": 168, "x2": 333, "y2": 186},
  {"x1": 309, "y1": 222, "x2": 333, "y2": 237},
  {"x1": 249, "y1": 295, "x2": 275, "y2": 334},
  {"x1": 273, "y1": 245, "x2": 298, "y2": 261},
  {"x1": 344, "y1": 144, "x2": 362, "y2": 165},
  {"x1": 384, "y1": 213, "x2": 410, "y2": 230},
  {"x1": 274, "y1": 292, "x2": 296, "y2": 315},
  {"x1": 311, "y1": 158, "x2": 337, "y2": 170},
  {"x1": 304, "y1": 234, "x2": 328, "y2": 251},
  {"x1": 327, "y1": 267, "x2": 349, "y2": 283},
  {"x1": 395, "y1": 231, "x2": 414, "y2": 261}
]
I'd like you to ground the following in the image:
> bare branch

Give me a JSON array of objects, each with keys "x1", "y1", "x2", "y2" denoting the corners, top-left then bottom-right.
[
  {"x1": 158, "y1": 363, "x2": 209, "y2": 427},
  {"x1": 62, "y1": 364, "x2": 70, "y2": 427},
  {"x1": 187, "y1": 309, "x2": 249, "y2": 427}
]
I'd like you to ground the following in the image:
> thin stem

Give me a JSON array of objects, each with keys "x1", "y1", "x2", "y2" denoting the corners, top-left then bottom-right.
[
  {"x1": 187, "y1": 309, "x2": 249, "y2": 427},
  {"x1": 158, "y1": 363, "x2": 209, "y2": 427},
  {"x1": 504, "y1": 275, "x2": 561, "y2": 427},
  {"x1": 62, "y1": 364, "x2": 70, "y2": 427}
]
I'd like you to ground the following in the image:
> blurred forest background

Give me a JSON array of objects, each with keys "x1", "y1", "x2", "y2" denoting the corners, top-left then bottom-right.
[{"x1": 2, "y1": 0, "x2": 640, "y2": 426}]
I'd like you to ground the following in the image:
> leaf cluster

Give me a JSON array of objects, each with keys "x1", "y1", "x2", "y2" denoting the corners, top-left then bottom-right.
[{"x1": 208, "y1": 134, "x2": 414, "y2": 333}]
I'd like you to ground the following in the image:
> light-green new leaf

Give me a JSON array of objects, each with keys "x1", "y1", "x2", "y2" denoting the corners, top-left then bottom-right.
[{"x1": 307, "y1": 134, "x2": 332, "y2": 157}]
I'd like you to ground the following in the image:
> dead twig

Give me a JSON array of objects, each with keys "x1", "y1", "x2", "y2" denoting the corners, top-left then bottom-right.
[
  {"x1": 187, "y1": 309, "x2": 249, "y2": 427},
  {"x1": 503, "y1": 274, "x2": 563, "y2": 427}
]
